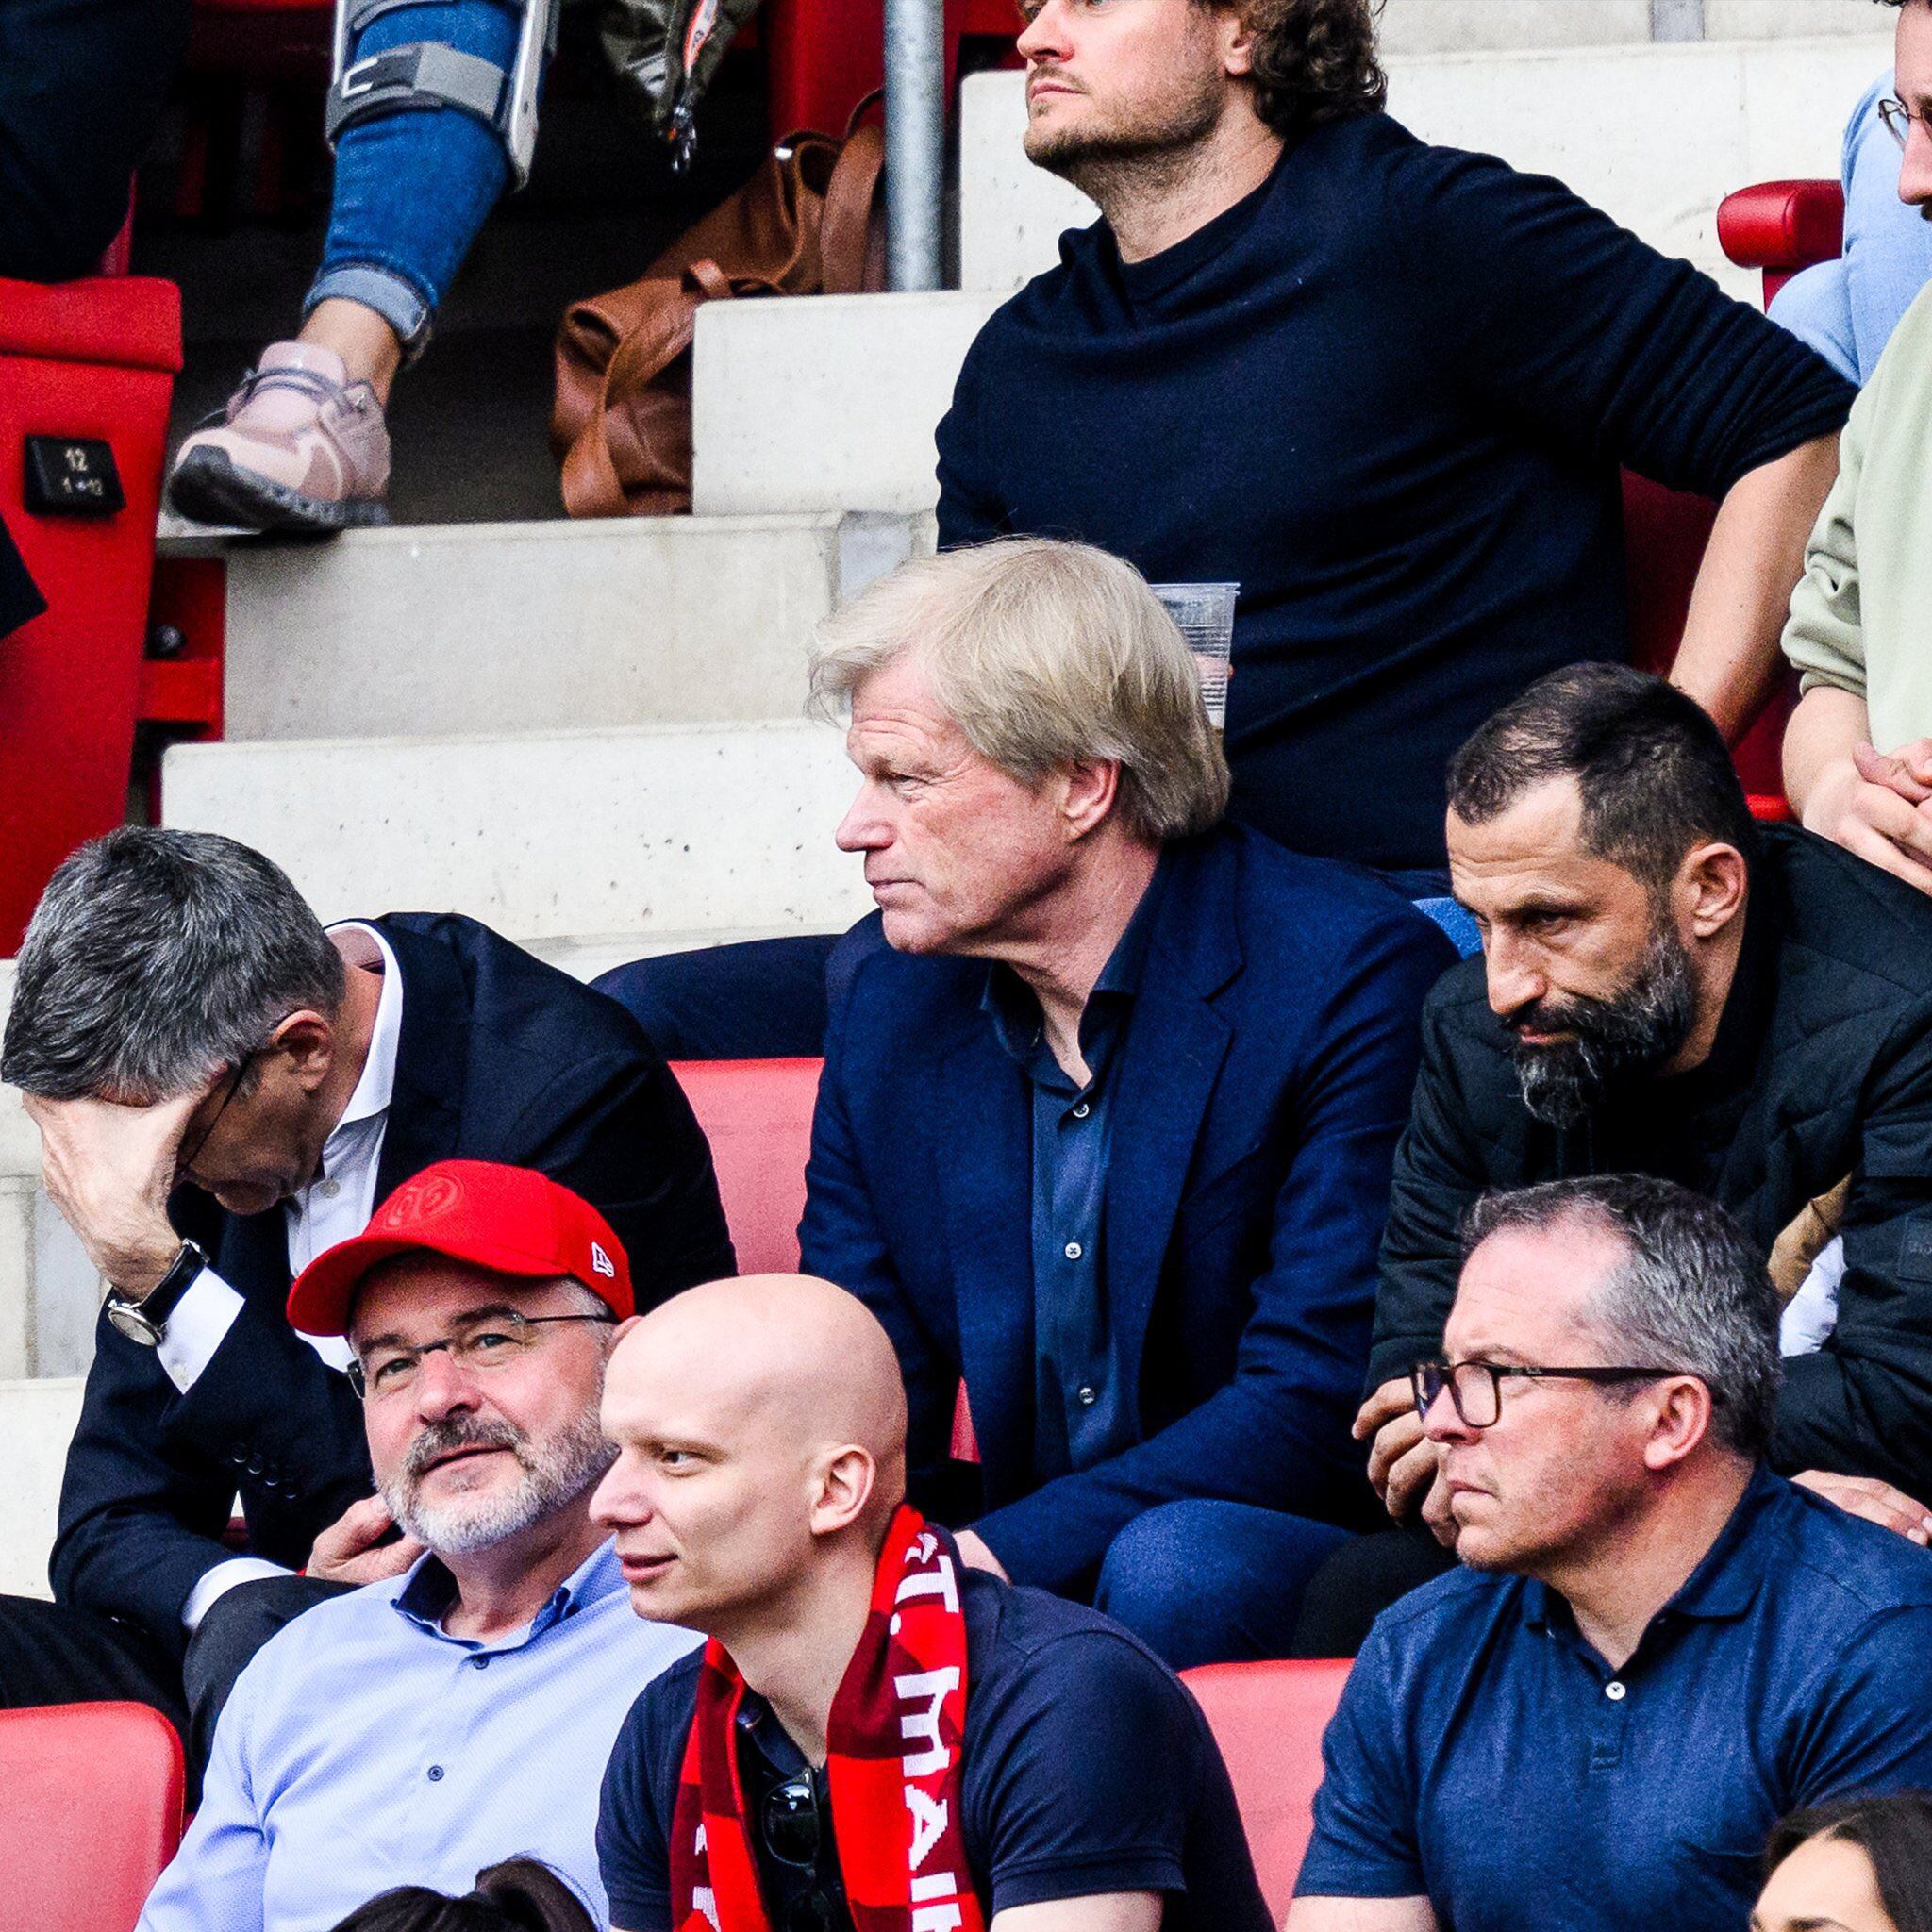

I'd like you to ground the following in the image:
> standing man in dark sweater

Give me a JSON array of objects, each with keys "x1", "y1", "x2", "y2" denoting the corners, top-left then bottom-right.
[
  {"x1": 1294, "y1": 664, "x2": 1932, "y2": 1653},
  {"x1": 939, "y1": 0, "x2": 1855, "y2": 879}
]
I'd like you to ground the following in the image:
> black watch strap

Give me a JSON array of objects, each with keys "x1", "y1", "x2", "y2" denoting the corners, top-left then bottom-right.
[{"x1": 106, "y1": 1240, "x2": 210, "y2": 1346}]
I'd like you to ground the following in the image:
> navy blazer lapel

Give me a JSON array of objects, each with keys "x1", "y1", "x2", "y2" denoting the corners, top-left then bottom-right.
[
  {"x1": 371, "y1": 921, "x2": 466, "y2": 1201},
  {"x1": 932, "y1": 1015, "x2": 1035, "y2": 1478},
  {"x1": 1103, "y1": 838, "x2": 1242, "y2": 1415}
]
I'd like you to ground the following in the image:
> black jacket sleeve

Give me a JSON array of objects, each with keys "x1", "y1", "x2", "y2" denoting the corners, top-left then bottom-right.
[
  {"x1": 50, "y1": 1301, "x2": 369, "y2": 1657},
  {"x1": 1774, "y1": 999, "x2": 1932, "y2": 1494},
  {"x1": 1367, "y1": 973, "x2": 1497, "y2": 1392},
  {"x1": 505, "y1": 1049, "x2": 736, "y2": 1308},
  {"x1": 1392, "y1": 139, "x2": 1854, "y2": 496}
]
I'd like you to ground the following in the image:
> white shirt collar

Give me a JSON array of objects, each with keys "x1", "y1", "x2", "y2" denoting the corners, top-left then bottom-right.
[{"x1": 325, "y1": 921, "x2": 403, "y2": 1138}]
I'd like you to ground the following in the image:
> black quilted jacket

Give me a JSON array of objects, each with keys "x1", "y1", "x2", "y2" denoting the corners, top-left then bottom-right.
[{"x1": 1371, "y1": 823, "x2": 1932, "y2": 1496}]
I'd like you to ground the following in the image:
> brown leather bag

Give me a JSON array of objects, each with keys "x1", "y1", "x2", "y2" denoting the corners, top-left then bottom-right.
[{"x1": 550, "y1": 108, "x2": 886, "y2": 517}]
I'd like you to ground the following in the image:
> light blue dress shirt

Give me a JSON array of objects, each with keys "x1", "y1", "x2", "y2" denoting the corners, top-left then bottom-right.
[
  {"x1": 137, "y1": 1538, "x2": 700, "y2": 1932},
  {"x1": 1771, "y1": 71, "x2": 1932, "y2": 385}
]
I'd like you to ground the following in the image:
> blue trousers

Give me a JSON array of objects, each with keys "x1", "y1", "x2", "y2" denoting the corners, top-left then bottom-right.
[
  {"x1": 1089, "y1": 1500, "x2": 1354, "y2": 1670},
  {"x1": 308, "y1": 0, "x2": 531, "y2": 353},
  {"x1": 1769, "y1": 68, "x2": 1932, "y2": 386}
]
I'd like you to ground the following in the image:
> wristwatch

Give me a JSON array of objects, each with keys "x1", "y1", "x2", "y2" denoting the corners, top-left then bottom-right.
[{"x1": 105, "y1": 1240, "x2": 210, "y2": 1347}]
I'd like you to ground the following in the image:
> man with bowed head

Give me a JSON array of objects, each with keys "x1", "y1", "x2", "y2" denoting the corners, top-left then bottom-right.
[
  {"x1": 138, "y1": 1159, "x2": 698, "y2": 1932},
  {"x1": 1291, "y1": 1177, "x2": 1932, "y2": 1932},
  {"x1": 801, "y1": 537, "x2": 1454, "y2": 1666},
  {"x1": 592, "y1": 1274, "x2": 1271, "y2": 1932}
]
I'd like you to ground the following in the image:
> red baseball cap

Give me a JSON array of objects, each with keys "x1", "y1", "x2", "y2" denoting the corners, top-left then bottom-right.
[{"x1": 286, "y1": 1159, "x2": 634, "y2": 1337}]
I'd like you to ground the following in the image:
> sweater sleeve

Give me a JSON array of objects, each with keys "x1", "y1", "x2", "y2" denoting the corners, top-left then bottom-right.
[
  {"x1": 1391, "y1": 138, "x2": 1855, "y2": 496},
  {"x1": 1780, "y1": 404, "x2": 1867, "y2": 704},
  {"x1": 935, "y1": 328, "x2": 1011, "y2": 550}
]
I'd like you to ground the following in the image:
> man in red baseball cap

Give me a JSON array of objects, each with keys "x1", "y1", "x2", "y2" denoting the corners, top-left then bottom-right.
[{"x1": 140, "y1": 1159, "x2": 699, "y2": 1932}]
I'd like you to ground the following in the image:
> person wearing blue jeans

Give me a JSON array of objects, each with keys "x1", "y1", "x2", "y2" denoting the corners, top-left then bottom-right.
[
  {"x1": 1771, "y1": 69, "x2": 1932, "y2": 385},
  {"x1": 166, "y1": 0, "x2": 539, "y2": 530}
]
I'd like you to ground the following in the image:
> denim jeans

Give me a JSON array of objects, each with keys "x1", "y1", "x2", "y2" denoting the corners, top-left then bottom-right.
[
  {"x1": 1090, "y1": 1500, "x2": 1355, "y2": 1670},
  {"x1": 307, "y1": 0, "x2": 532, "y2": 354},
  {"x1": 1769, "y1": 69, "x2": 1932, "y2": 387}
]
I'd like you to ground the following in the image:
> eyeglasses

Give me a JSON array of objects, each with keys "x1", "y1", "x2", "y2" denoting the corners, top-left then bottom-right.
[
  {"x1": 348, "y1": 1307, "x2": 614, "y2": 1398},
  {"x1": 1879, "y1": 95, "x2": 1932, "y2": 149},
  {"x1": 176, "y1": 1046, "x2": 267, "y2": 1181},
  {"x1": 1411, "y1": 1357, "x2": 1682, "y2": 1430},
  {"x1": 761, "y1": 1771, "x2": 842, "y2": 1932}
]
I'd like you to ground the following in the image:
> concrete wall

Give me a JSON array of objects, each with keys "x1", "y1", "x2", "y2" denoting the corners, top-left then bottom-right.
[{"x1": 0, "y1": 1378, "x2": 82, "y2": 1598}]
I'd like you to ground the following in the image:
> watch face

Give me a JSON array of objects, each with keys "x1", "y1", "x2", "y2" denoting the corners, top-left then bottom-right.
[{"x1": 106, "y1": 1298, "x2": 161, "y2": 1346}]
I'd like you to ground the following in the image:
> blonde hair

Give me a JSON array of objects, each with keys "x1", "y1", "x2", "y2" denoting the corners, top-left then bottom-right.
[{"x1": 808, "y1": 539, "x2": 1230, "y2": 842}]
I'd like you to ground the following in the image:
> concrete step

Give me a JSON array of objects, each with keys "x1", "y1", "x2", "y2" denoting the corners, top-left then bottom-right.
[
  {"x1": 959, "y1": 36, "x2": 1888, "y2": 297},
  {"x1": 691, "y1": 294, "x2": 1003, "y2": 517},
  {"x1": 162, "y1": 510, "x2": 933, "y2": 744},
  {"x1": 1374, "y1": 0, "x2": 1877, "y2": 54},
  {"x1": 160, "y1": 718, "x2": 873, "y2": 943},
  {"x1": 0, "y1": 1377, "x2": 80, "y2": 1599}
]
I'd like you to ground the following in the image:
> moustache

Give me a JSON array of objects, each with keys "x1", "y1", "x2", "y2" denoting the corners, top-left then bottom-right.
[{"x1": 404, "y1": 1415, "x2": 525, "y2": 1481}]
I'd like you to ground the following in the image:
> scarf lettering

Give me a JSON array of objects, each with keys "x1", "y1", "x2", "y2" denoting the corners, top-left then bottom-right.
[{"x1": 670, "y1": 1507, "x2": 988, "y2": 1932}]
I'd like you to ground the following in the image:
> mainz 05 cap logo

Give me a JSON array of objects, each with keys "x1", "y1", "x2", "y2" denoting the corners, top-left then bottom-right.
[{"x1": 387, "y1": 1172, "x2": 463, "y2": 1224}]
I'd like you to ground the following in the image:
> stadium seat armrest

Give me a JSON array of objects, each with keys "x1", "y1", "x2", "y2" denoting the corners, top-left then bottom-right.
[{"x1": 1717, "y1": 180, "x2": 1846, "y2": 274}]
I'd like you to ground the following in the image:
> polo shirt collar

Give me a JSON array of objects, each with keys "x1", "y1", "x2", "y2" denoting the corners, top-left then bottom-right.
[
  {"x1": 390, "y1": 1534, "x2": 627, "y2": 1647},
  {"x1": 1523, "y1": 1461, "x2": 1779, "y2": 1639}
]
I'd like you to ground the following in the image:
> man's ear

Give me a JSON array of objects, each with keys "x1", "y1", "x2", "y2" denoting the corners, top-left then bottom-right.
[
  {"x1": 1640, "y1": 1376, "x2": 1715, "y2": 1473},
  {"x1": 1059, "y1": 758, "x2": 1122, "y2": 841},
  {"x1": 808, "y1": 1443, "x2": 878, "y2": 1539},
  {"x1": 1675, "y1": 841, "x2": 1748, "y2": 941},
  {"x1": 1220, "y1": 0, "x2": 1257, "y2": 75},
  {"x1": 271, "y1": 1009, "x2": 337, "y2": 1092}
]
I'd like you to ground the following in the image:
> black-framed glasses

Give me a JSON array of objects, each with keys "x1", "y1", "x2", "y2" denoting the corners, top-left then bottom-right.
[
  {"x1": 1412, "y1": 1357, "x2": 1682, "y2": 1430},
  {"x1": 1879, "y1": 95, "x2": 1932, "y2": 149},
  {"x1": 348, "y1": 1307, "x2": 615, "y2": 1398},
  {"x1": 176, "y1": 1046, "x2": 266, "y2": 1182}
]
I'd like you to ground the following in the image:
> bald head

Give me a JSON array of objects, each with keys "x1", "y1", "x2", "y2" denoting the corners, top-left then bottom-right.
[{"x1": 592, "y1": 1275, "x2": 913, "y2": 1634}]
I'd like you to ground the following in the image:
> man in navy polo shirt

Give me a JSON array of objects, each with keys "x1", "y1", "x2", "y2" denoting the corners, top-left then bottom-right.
[
  {"x1": 592, "y1": 1273, "x2": 1270, "y2": 1932},
  {"x1": 1291, "y1": 1174, "x2": 1932, "y2": 1932}
]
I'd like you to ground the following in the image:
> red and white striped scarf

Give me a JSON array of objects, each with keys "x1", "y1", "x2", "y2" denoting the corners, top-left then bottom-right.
[{"x1": 669, "y1": 1505, "x2": 988, "y2": 1932}]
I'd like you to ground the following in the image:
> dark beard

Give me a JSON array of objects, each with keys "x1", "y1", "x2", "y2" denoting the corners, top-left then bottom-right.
[{"x1": 1510, "y1": 926, "x2": 1698, "y2": 1130}]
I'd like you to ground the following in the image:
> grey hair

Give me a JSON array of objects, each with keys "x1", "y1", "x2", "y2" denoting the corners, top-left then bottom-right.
[
  {"x1": 1, "y1": 828, "x2": 347, "y2": 1104},
  {"x1": 808, "y1": 538, "x2": 1230, "y2": 843},
  {"x1": 1460, "y1": 1174, "x2": 1782, "y2": 1457}
]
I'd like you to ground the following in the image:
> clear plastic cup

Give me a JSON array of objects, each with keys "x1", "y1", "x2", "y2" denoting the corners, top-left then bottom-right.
[{"x1": 1150, "y1": 581, "x2": 1239, "y2": 730}]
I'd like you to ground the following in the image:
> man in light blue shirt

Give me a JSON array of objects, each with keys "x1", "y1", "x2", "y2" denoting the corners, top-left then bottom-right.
[{"x1": 137, "y1": 1159, "x2": 701, "y2": 1932}]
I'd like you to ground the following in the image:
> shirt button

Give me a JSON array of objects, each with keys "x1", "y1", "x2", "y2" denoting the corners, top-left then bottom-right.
[
  {"x1": 426, "y1": 1764, "x2": 445, "y2": 1782},
  {"x1": 1605, "y1": 1681, "x2": 1627, "y2": 1702},
  {"x1": 1064, "y1": 1241, "x2": 1083, "y2": 1261},
  {"x1": 319, "y1": 1178, "x2": 341, "y2": 1200},
  {"x1": 1071, "y1": 1102, "x2": 1091, "y2": 1120},
  {"x1": 1076, "y1": 1385, "x2": 1097, "y2": 1407},
  {"x1": 471, "y1": 1655, "x2": 489, "y2": 1671}
]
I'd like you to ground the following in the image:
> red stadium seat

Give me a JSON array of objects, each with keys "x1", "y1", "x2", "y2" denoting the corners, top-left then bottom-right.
[
  {"x1": 1181, "y1": 1657, "x2": 1352, "y2": 1921},
  {"x1": 670, "y1": 1057, "x2": 823, "y2": 1275},
  {"x1": 763, "y1": 0, "x2": 1021, "y2": 141},
  {"x1": 0, "y1": 1701, "x2": 185, "y2": 1932},
  {"x1": 1718, "y1": 179, "x2": 1847, "y2": 306},
  {"x1": 0, "y1": 274, "x2": 182, "y2": 956}
]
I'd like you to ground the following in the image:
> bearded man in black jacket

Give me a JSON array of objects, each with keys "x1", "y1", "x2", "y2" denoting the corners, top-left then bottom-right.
[{"x1": 1292, "y1": 663, "x2": 1932, "y2": 1656}]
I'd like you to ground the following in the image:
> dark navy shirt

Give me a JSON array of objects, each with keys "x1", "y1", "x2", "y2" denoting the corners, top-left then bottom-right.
[
  {"x1": 1297, "y1": 1467, "x2": 1932, "y2": 1928},
  {"x1": 936, "y1": 112, "x2": 1854, "y2": 873},
  {"x1": 598, "y1": 1569, "x2": 1271, "y2": 1932},
  {"x1": 983, "y1": 859, "x2": 1168, "y2": 1480}
]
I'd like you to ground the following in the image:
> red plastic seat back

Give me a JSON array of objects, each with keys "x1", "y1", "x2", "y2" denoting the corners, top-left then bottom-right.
[
  {"x1": 670, "y1": 1058, "x2": 824, "y2": 1276},
  {"x1": 0, "y1": 1702, "x2": 184, "y2": 1932},
  {"x1": 0, "y1": 275, "x2": 181, "y2": 957},
  {"x1": 1180, "y1": 1658, "x2": 1351, "y2": 1922},
  {"x1": 1718, "y1": 178, "x2": 1846, "y2": 305}
]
